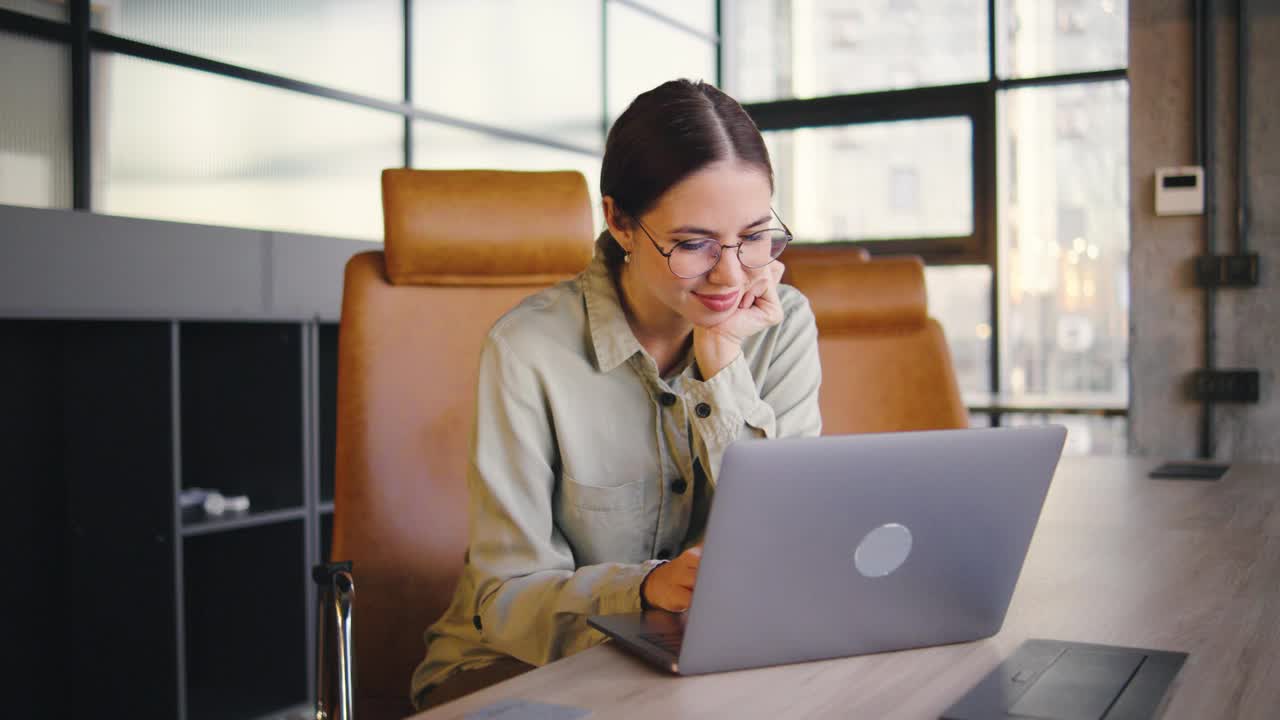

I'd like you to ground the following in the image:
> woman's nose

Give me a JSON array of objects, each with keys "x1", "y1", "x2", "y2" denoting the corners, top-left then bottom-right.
[{"x1": 706, "y1": 246, "x2": 748, "y2": 287}]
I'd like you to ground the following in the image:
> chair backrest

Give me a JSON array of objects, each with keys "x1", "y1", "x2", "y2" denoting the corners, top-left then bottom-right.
[
  {"x1": 332, "y1": 169, "x2": 594, "y2": 719},
  {"x1": 784, "y1": 249, "x2": 968, "y2": 434}
]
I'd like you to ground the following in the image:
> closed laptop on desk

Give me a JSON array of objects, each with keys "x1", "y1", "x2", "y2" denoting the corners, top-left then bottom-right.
[{"x1": 589, "y1": 426, "x2": 1067, "y2": 675}]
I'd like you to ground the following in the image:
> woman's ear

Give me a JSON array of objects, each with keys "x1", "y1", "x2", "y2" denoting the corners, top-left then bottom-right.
[{"x1": 602, "y1": 196, "x2": 634, "y2": 254}]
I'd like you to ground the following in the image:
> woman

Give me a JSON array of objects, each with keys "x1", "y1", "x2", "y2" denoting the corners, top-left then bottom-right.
[{"x1": 411, "y1": 79, "x2": 822, "y2": 710}]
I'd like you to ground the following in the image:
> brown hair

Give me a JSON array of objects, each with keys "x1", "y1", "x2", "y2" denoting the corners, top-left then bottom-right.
[{"x1": 596, "y1": 79, "x2": 774, "y2": 266}]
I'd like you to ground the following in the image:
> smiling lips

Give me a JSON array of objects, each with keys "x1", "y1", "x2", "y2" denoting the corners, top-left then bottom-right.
[{"x1": 693, "y1": 290, "x2": 741, "y2": 312}]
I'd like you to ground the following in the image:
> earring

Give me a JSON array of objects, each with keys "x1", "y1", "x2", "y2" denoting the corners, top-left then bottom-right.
[{"x1": 624, "y1": 252, "x2": 632, "y2": 264}]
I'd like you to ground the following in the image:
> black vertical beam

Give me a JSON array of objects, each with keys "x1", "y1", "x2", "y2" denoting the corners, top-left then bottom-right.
[
  {"x1": 171, "y1": 322, "x2": 189, "y2": 720},
  {"x1": 403, "y1": 0, "x2": 413, "y2": 168},
  {"x1": 988, "y1": 0, "x2": 997, "y2": 81},
  {"x1": 714, "y1": 0, "x2": 723, "y2": 87},
  {"x1": 70, "y1": 0, "x2": 90, "y2": 210},
  {"x1": 986, "y1": 0, "x2": 1000, "y2": 418},
  {"x1": 983, "y1": 91, "x2": 1001, "y2": 412},
  {"x1": 1194, "y1": 0, "x2": 1204, "y2": 163},
  {"x1": 1194, "y1": 0, "x2": 1216, "y2": 458},
  {"x1": 1237, "y1": 0, "x2": 1249, "y2": 255},
  {"x1": 302, "y1": 322, "x2": 318, "y2": 707},
  {"x1": 601, "y1": 0, "x2": 610, "y2": 141}
]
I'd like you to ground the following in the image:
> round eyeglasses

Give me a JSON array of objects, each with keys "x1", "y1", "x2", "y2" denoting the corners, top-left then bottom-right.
[{"x1": 634, "y1": 212, "x2": 793, "y2": 279}]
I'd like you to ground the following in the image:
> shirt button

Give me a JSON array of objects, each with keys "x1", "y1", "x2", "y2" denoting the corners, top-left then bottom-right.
[
  {"x1": 656, "y1": 548, "x2": 672, "y2": 561},
  {"x1": 671, "y1": 478, "x2": 688, "y2": 494},
  {"x1": 695, "y1": 402, "x2": 712, "y2": 418},
  {"x1": 659, "y1": 392, "x2": 677, "y2": 407}
]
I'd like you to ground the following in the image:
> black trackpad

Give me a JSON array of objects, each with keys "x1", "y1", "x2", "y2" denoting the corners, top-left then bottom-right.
[
  {"x1": 942, "y1": 639, "x2": 1187, "y2": 720},
  {"x1": 1008, "y1": 648, "x2": 1142, "y2": 720}
]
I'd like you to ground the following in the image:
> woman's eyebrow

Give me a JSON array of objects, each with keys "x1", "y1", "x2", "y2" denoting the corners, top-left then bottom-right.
[{"x1": 667, "y1": 215, "x2": 773, "y2": 235}]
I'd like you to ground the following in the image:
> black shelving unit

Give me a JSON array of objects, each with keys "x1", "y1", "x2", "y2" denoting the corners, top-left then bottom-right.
[
  {"x1": 319, "y1": 511, "x2": 335, "y2": 571},
  {"x1": 7, "y1": 317, "x2": 337, "y2": 720},
  {"x1": 180, "y1": 322, "x2": 305, "y2": 517},
  {"x1": 318, "y1": 323, "x2": 339, "y2": 506},
  {"x1": 6, "y1": 321, "x2": 72, "y2": 719},
  {"x1": 183, "y1": 520, "x2": 309, "y2": 720}
]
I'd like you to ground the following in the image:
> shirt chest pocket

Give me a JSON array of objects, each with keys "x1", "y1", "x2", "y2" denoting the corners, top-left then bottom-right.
[{"x1": 555, "y1": 473, "x2": 647, "y2": 565}]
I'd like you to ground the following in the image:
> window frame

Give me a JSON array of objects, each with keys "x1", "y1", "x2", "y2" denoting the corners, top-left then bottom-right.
[{"x1": 746, "y1": 81, "x2": 995, "y2": 266}]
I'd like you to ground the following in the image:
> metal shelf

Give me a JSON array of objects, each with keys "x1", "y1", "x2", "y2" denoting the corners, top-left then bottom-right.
[{"x1": 181, "y1": 506, "x2": 307, "y2": 537}]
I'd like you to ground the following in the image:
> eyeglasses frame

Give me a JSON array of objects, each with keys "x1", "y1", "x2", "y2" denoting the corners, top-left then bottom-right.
[{"x1": 632, "y1": 209, "x2": 794, "y2": 279}]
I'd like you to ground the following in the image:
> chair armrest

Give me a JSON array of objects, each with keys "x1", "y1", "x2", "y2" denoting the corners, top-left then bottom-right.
[{"x1": 314, "y1": 561, "x2": 356, "y2": 720}]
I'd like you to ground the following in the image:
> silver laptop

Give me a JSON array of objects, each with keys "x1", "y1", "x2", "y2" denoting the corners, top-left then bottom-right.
[{"x1": 588, "y1": 426, "x2": 1067, "y2": 675}]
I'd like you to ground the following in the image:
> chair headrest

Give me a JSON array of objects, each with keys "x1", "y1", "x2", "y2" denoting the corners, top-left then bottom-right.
[
  {"x1": 785, "y1": 252, "x2": 927, "y2": 332},
  {"x1": 381, "y1": 169, "x2": 595, "y2": 286}
]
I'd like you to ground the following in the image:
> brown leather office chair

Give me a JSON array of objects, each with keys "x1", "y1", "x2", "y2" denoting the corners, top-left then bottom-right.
[
  {"x1": 328, "y1": 169, "x2": 595, "y2": 720},
  {"x1": 784, "y1": 249, "x2": 968, "y2": 434}
]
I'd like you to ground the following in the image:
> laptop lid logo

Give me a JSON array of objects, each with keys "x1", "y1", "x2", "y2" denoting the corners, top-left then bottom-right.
[{"x1": 854, "y1": 523, "x2": 913, "y2": 578}]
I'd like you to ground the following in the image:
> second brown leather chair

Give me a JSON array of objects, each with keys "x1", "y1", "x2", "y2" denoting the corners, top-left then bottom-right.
[
  {"x1": 331, "y1": 169, "x2": 595, "y2": 720},
  {"x1": 784, "y1": 249, "x2": 968, "y2": 434}
]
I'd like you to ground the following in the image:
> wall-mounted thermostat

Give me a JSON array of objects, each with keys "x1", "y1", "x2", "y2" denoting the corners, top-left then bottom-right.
[{"x1": 1154, "y1": 166, "x2": 1204, "y2": 216}]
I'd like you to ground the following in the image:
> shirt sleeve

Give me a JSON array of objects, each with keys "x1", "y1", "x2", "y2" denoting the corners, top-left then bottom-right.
[
  {"x1": 684, "y1": 288, "x2": 823, "y2": 486},
  {"x1": 461, "y1": 331, "x2": 665, "y2": 666}
]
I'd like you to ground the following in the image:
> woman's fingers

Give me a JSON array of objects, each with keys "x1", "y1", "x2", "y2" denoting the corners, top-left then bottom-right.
[
  {"x1": 672, "y1": 547, "x2": 701, "y2": 587},
  {"x1": 664, "y1": 588, "x2": 693, "y2": 611},
  {"x1": 672, "y1": 564, "x2": 698, "y2": 589},
  {"x1": 740, "y1": 270, "x2": 772, "y2": 309},
  {"x1": 644, "y1": 545, "x2": 705, "y2": 611}
]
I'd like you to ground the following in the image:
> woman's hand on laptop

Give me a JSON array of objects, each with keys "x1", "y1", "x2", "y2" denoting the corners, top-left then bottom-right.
[{"x1": 641, "y1": 546, "x2": 703, "y2": 612}]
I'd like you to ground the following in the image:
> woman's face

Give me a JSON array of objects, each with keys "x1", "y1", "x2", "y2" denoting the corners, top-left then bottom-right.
[{"x1": 607, "y1": 160, "x2": 776, "y2": 331}]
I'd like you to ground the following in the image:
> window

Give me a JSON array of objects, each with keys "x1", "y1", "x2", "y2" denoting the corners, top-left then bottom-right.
[
  {"x1": 413, "y1": 0, "x2": 602, "y2": 150},
  {"x1": 724, "y1": 0, "x2": 988, "y2": 103},
  {"x1": 94, "y1": 54, "x2": 402, "y2": 239},
  {"x1": 926, "y1": 265, "x2": 993, "y2": 396},
  {"x1": 889, "y1": 166, "x2": 921, "y2": 214},
  {"x1": 627, "y1": 0, "x2": 716, "y2": 35},
  {"x1": 1006, "y1": 413, "x2": 1128, "y2": 455},
  {"x1": 607, "y1": 0, "x2": 717, "y2": 122},
  {"x1": 728, "y1": 0, "x2": 1130, "y2": 431},
  {"x1": 0, "y1": 30, "x2": 71, "y2": 208},
  {"x1": 98, "y1": 0, "x2": 404, "y2": 100},
  {"x1": 765, "y1": 117, "x2": 973, "y2": 243},
  {"x1": 1, "y1": 1, "x2": 715, "y2": 239},
  {"x1": 998, "y1": 81, "x2": 1129, "y2": 406},
  {"x1": 998, "y1": 0, "x2": 1128, "y2": 78},
  {"x1": 0, "y1": 0, "x2": 63, "y2": 21}
]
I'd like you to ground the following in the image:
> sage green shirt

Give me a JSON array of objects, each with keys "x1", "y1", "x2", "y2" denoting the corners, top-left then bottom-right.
[{"x1": 411, "y1": 250, "x2": 822, "y2": 705}]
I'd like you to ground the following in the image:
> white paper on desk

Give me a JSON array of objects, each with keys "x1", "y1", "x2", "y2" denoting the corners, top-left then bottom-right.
[{"x1": 463, "y1": 699, "x2": 590, "y2": 720}]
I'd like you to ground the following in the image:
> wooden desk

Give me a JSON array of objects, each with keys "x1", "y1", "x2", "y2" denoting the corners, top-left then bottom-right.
[{"x1": 411, "y1": 458, "x2": 1280, "y2": 719}]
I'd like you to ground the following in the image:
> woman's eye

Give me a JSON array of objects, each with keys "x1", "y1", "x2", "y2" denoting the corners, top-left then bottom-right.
[{"x1": 677, "y1": 239, "x2": 714, "y2": 252}]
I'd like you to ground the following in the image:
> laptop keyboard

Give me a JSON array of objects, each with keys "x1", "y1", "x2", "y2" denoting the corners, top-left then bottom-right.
[{"x1": 639, "y1": 630, "x2": 684, "y2": 656}]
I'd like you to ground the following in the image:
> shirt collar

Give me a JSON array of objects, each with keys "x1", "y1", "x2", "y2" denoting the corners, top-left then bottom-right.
[{"x1": 583, "y1": 250, "x2": 645, "y2": 373}]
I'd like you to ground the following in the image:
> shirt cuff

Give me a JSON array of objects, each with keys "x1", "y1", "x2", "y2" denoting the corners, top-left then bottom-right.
[
  {"x1": 639, "y1": 560, "x2": 670, "y2": 611},
  {"x1": 686, "y1": 352, "x2": 763, "y2": 446},
  {"x1": 601, "y1": 559, "x2": 669, "y2": 615}
]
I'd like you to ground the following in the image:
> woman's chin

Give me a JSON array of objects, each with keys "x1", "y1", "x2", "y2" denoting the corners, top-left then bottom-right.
[{"x1": 686, "y1": 306, "x2": 734, "y2": 328}]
